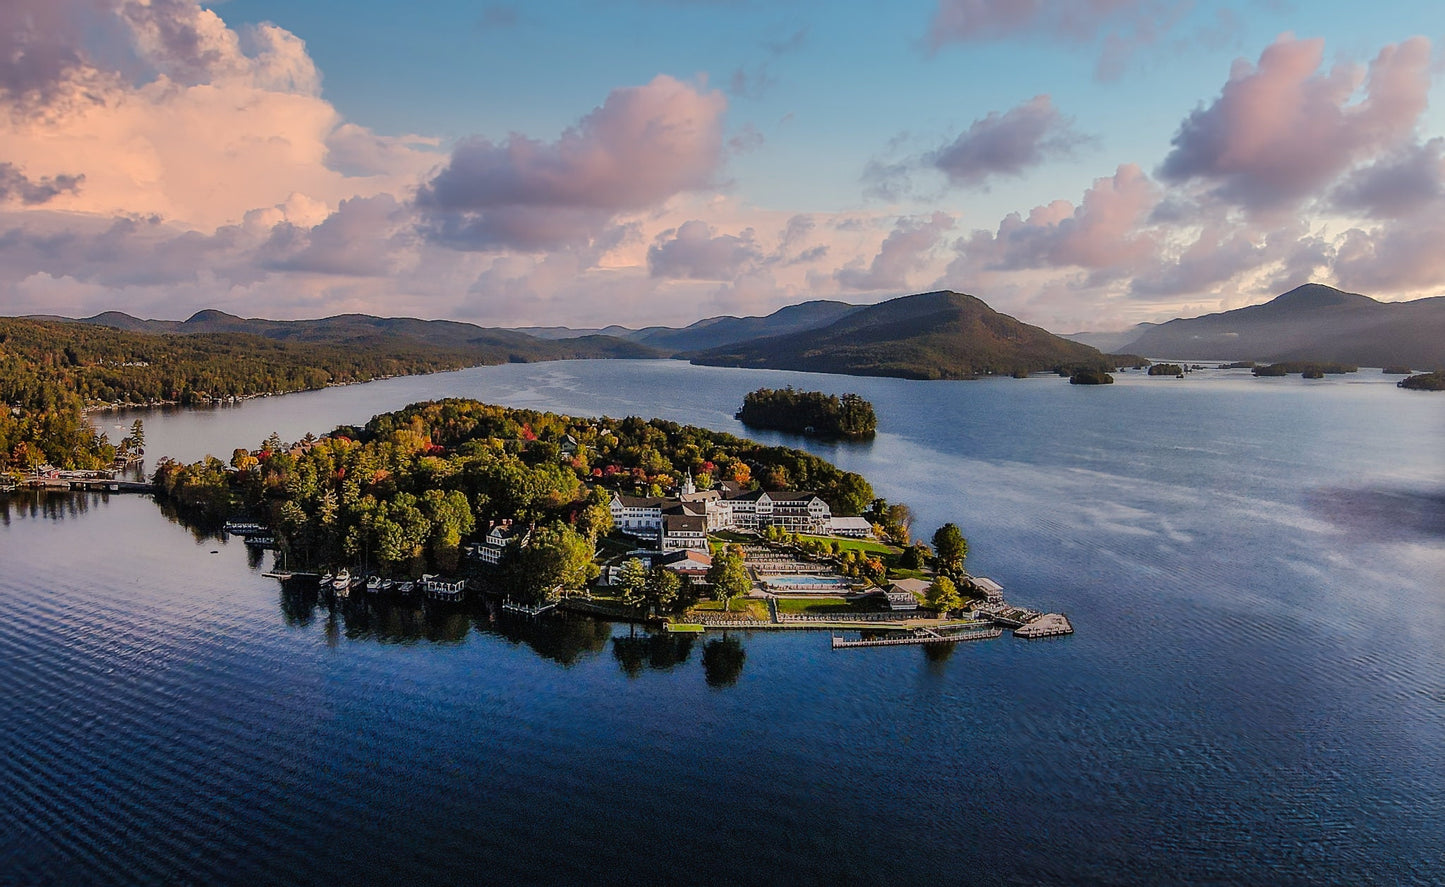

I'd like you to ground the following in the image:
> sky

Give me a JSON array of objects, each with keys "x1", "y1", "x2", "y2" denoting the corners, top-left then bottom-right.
[{"x1": 2, "y1": 1, "x2": 1445, "y2": 332}]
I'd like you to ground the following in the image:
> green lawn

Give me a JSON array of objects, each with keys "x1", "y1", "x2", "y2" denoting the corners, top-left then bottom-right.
[
  {"x1": 691, "y1": 598, "x2": 769, "y2": 619},
  {"x1": 793, "y1": 534, "x2": 899, "y2": 558}
]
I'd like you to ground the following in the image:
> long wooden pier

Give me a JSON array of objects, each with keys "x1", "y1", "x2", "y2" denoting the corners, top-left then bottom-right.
[{"x1": 831, "y1": 627, "x2": 1003, "y2": 649}]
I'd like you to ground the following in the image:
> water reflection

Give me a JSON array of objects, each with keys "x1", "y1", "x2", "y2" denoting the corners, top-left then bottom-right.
[
  {"x1": 273, "y1": 577, "x2": 748, "y2": 679},
  {"x1": 702, "y1": 635, "x2": 747, "y2": 688},
  {"x1": 482, "y1": 612, "x2": 614, "y2": 667},
  {"x1": 611, "y1": 632, "x2": 696, "y2": 678},
  {"x1": 0, "y1": 490, "x2": 100, "y2": 523}
]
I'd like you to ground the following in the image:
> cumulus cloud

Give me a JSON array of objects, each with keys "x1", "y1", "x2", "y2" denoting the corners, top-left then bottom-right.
[
  {"x1": 931, "y1": 95, "x2": 1083, "y2": 187},
  {"x1": 865, "y1": 96, "x2": 1084, "y2": 199},
  {"x1": 958, "y1": 164, "x2": 1159, "y2": 273},
  {"x1": 648, "y1": 220, "x2": 762, "y2": 280},
  {"x1": 0, "y1": 0, "x2": 439, "y2": 231},
  {"x1": 1159, "y1": 35, "x2": 1432, "y2": 212},
  {"x1": 260, "y1": 194, "x2": 414, "y2": 277},
  {"x1": 1331, "y1": 138, "x2": 1445, "y2": 219},
  {"x1": 415, "y1": 75, "x2": 728, "y2": 251},
  {"x1": 836, "y1": 211, "x2": 954, "y2": 291}
]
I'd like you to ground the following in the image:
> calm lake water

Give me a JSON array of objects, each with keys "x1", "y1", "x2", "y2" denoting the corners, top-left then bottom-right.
[{"x1": 3, "y1": 360, "x2": 1442, "y2": 885}]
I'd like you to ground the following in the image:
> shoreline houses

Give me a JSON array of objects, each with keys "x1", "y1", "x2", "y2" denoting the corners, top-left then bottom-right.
[{"x1": 608, "y1": 472, "x2": 837, "y2": 550}]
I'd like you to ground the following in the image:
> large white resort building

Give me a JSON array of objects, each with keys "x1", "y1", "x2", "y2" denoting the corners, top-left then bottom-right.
[{"x1": 608, "y1": 472, "x2": 835, "y2": 551}]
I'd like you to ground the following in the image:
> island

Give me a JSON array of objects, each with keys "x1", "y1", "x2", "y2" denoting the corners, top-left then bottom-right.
[
  {"x1": 1398, "y1": 371, "x2": 1445, "y2": 391},
  {"x1": 147, "y1": 398, "x2": 1071, "y2": 644},
  {"x1": 1069, "y1": 368, "x2": 1115, "y2": 385},
  {"x1": 1147, "y1": 363, "x2": 1185, "y2": 377},
  {"x1": 735, "y1": 387, "x2": 877, "y2": 438}
]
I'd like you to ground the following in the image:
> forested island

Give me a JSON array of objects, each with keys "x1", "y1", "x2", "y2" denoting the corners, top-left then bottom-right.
[
  {"x1": 1069, "y1": 368, "x2": 1114, "y2": 385},
  {"x1": 1398, "y1": 371, "x2": 1445, "y2": 391},
  {"x1": 735, "y1": 387, "x2": 877, "y2": 438},
  {"x1": 1251, "y1": 361, "x2": 1358, "y2": 377},
  {"x1": 152, "y1": 399, "x2": 877, "y2": 603}
]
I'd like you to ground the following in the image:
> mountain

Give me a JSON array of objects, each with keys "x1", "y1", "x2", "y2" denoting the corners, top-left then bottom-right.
[
  {"x1": 1119, "y1": 284, "x2": 1445, "y2": 369},
  {"x1": 50, "y1": 310, "x2": 662, "y2": 361},
  {"x1": 688, "y1": 290, "x2": 1114, "y2": 379},
  {"x1": 1061, "y1": 323, "x2": 1157, "y2": 353},
  {"x1": 511, "y1": 300, "x2": 862, "y2": 353}
]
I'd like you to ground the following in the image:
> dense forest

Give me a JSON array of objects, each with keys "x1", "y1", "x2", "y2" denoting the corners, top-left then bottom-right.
[
  {"x1": 0, "y1": 315, "x2": 643, "y2": 474},
  {"x1": 736, "y1": 387, "x2": 877, "y2": 437},
  {"x1": 152, "y1": 399, "x2": 875, "y2": 601}
]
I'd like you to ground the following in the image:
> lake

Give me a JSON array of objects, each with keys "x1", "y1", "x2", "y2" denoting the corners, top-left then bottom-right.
[{"x1": 2, "y1": 360, "x2": 1442, "y2": 885}]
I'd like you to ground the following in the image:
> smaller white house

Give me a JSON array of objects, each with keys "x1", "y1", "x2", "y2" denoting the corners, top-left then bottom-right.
[
  {"x1": 971, "y1": 576, "x2": 1005, "y2": 603},
  {"x1": 469, "y1": 521, "x2": 524, "y2": 565}
]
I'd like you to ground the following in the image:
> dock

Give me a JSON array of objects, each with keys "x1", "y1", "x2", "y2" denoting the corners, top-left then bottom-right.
[
  {"x1": 501, "y1": 599, "x2": 557, "y2": 616},
  {"x1": 1014, "y1": 613, "x2": 1074, "y2": 639},
  {"x1": 831, "y1": 626, "x2": 1003, "y2": 649}
]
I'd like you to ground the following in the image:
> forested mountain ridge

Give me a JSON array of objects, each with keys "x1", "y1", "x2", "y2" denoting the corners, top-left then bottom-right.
[
  {"x1": 689, "y1": 290, "x2": 1116, "y2": 379},
  {"x1": 1119, "y1": 284, "x2": 1445, "y2": 369},
  {"x1": 0, "y1": 314, "x2": 644, "y2": 473},
  {"x1": 515, "y1": 300, "x2": 863, "y2": 353},
  {"x1": 40, "y1": 310, "x2": 661, "y2": 360}
]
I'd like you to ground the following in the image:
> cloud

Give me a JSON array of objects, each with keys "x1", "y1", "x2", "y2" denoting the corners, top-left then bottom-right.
[
  {"x1": 1331, "y1": 138, "x2": 1445, "y2": 220},
  {"x1": 836, "y1": 211, "x2": 954, "y2": 291},
  {"x1": 926, "y1": 0, "x2": 1194, "y2": 78},
  {"x1": 260, "y1": 194, "x2": 414, "y2": 277},
  {"x1": 0, "y1": 163, "x2": 84, "y2": 205},
  {"x1": 415, "y1": 75, "x2": 728, "y2": 251},
  {"x1": 1158, "y1": 35, "x2": 1432, "y2": 212},
  {"x1": 0, "y1": 0, "x2": 441, "y2": 231},
  {"x1": 958, "y1": 164, "x2": 1159, "y2": 273},
  {"x1": 931, "y1": 95, "x2": 1083, "y2": 187},
  {"x1": 865, "y1": 96, "x2": 1085, "y2": 199},
  {"x1": 648, "y1": 220, "x2": 762, "y2": 280}
]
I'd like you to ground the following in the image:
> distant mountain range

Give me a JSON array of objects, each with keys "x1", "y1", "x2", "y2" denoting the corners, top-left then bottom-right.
[
  {"x1": 28, "y1": 281, "x2": 1443, "y2": 382},
  {"x1": 27, "y1": 309, "x2": 659, "y2": 363},
  {"x1": 1113, "y1": 284, "x2": 1445, "y2": 369},
  {"x1": 689, "y1": 290, "x2": 1115, "y2": 379},
  {"x1": 516, "y1": 300, "x2": 864, "y2": 353}
]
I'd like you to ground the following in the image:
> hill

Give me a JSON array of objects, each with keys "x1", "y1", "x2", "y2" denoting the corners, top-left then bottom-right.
[
  {"x1": 688, "y1": 290, "x2": 1114, "y2": 380},
  {"x1": 1120, "y1": 284, "x2": 1445, "y2": 369},
  {"x1": 49, "y1": 310, "x2": 661, "y2": 362},
  {"x1": 513, "y1": 300, "x2": 862, "y2": 353}
]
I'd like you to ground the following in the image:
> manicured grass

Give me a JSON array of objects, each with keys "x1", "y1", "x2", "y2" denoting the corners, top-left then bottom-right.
[
  {"x1": 691, "y1": 598, "x2": 769, "y2": 619},
  {"x1": 776, "y1": 596, "x2": 891, "y2": 614},
  {"x1": 774, "y1": 596, "x2": 849, "y2": 614},
  {"x1": 793, "y1": 534, "x2": 898, "y2": 558}
]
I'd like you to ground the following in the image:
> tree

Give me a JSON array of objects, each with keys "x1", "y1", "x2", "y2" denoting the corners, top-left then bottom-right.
[
  {"x1": 129, "y1": 419, "x2": 145, "y2": 451},
  {"x1": 926, "y1": 575, "x2": 962, "y2": 616},
  {"x1": 644, "y1": 566, "x2": 681, "y2": 617},
  {"x1": 706, "y1": 547, "x2": 751, "y2": 613},
  {"x1": 932, "y1": 522, "x2": 968, "y2": 577},
  {"x1": 617, "y1": 557, "x2": 649, "y2": 610}
]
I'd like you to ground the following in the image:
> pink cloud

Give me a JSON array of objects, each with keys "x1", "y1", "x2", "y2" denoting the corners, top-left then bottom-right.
[
  {"x1": 648, "y1": 220, "x2": 762, "y2": 280},
  {"x1": 836, "y1": 211, "x2": 954, "y2": 291},
  {"x1": 416, "y1": 75, "x2": 728, "y2": 251},
  {"x1": 958, "y1": 164, "x2": 1159, "y2": 273},
  {"x1": 1159, "y1": 35, "x2": 1432, "y2": 211}
]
